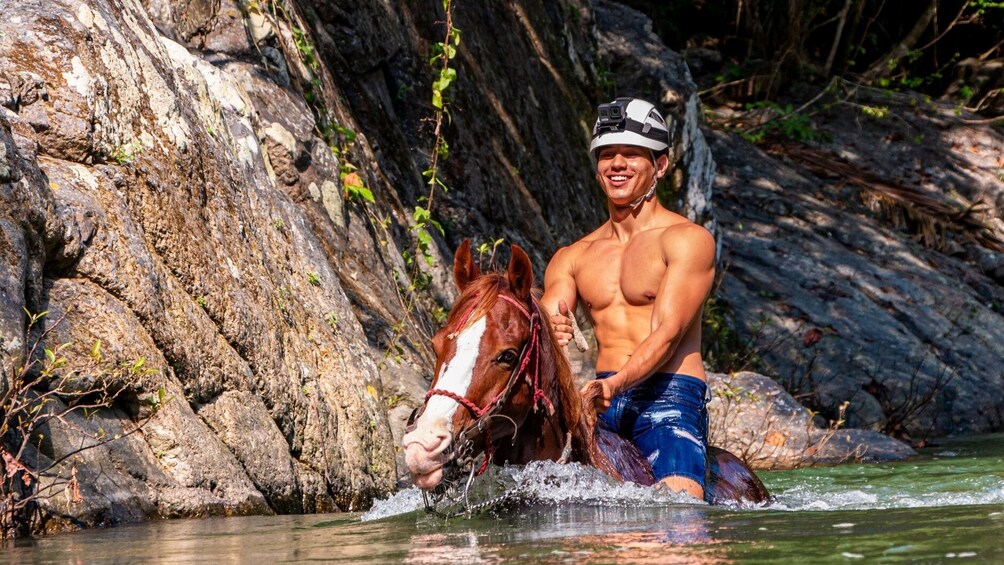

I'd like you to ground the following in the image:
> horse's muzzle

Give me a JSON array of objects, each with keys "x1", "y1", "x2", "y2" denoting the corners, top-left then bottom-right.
[{"x1": 402, "y1": 419, "x2": 454, "y2": 490}]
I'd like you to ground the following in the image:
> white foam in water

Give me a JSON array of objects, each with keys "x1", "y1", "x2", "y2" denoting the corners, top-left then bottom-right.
[
  {"x1": 362, "y1": 461, "x2": 692, "y2": 521},
  {"x1": 504, "y1": 460, "x2": 691, "y2": 505},
  {"x1": 362, "y1": 488, "x2": 425, "y2": 521},
  {"x1": 771, "y1": 480, "x2": 1004, "y2": 512},
  {"x1": 365, "y1": 458, "x2": 1004, "y2": 520}
]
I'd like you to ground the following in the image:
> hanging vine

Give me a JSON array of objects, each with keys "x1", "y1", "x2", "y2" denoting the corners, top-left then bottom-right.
[{"x1": 384, "y1": 0, "x2": 462, "y2": 361}]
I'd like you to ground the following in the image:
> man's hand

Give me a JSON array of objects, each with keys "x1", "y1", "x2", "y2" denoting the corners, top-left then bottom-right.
[
  {"x1": 549, "y1": 299, "x2": 573, "y2": 347},
  {"x1": 579, "y1": 378, "x2": 615, "y2": 414}
]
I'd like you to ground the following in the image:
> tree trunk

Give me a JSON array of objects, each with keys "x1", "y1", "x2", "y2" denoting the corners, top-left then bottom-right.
[
  {"x1": 862, "y1": 0, "x2": 939, "y2": 81},
  {"x1": 824, "y1": 0, "x2": 854, "y2": 76}
]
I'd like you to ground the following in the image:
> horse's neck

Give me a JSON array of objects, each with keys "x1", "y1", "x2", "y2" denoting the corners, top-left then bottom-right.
[
  {"x1": 540, "y1": 334, "x2": 630, "y2": 480},
  {"x1": 495, "y1": 335, "x2": 579, "y2": 465},
  {"x1": 502, "y1": 408, "x2": 566, "y2": 464}
]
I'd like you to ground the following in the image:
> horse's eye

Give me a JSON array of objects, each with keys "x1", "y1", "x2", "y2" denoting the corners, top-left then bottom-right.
[{"x1": 496, "y1": 350, "x2": 518, "y2": 367}]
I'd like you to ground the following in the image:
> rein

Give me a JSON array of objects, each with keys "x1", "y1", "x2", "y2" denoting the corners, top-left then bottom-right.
[{"x1": 424, "y1": 293, "x2": 554, "y2": 477}]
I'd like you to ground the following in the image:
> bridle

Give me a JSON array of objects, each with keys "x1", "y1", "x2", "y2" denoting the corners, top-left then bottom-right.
[{"x1": 423, "y1": 292, "x2": 554, "y2": 478}]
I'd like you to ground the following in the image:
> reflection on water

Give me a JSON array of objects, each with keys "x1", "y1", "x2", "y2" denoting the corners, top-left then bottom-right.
[{"x1": 5, "y1": 434, "x2": 1004, "y2": 564}]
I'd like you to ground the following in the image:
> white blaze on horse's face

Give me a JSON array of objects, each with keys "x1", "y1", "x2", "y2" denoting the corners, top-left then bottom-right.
[
  {"x1": 426, "y1": 316, "x2": 488, "y2": 424},
  {"x1": 402, "y1": 316, "x2": 488, "y2": 490}
]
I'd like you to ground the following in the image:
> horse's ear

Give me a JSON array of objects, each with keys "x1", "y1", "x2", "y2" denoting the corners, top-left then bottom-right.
[
  {"x1": 454, "y1": 239, "x2": 480, "y2": 291},
  {"x1": 507, "y1": 245, "x2": 533, "y2": 301}
]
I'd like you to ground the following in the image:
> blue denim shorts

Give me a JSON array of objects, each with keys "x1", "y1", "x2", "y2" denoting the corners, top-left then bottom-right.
[{"x1": 596, "y1": 372, "x2": 709, "y2": 486}]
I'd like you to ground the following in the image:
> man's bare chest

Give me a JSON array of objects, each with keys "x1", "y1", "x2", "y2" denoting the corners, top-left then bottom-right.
[{"x1": 574, "y1": 239, "x2": 667, "y2": 310}]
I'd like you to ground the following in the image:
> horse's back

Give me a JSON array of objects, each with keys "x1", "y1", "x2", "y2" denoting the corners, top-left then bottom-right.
[
  {"x1": 594, "y1": 432, "x2": 770, "y2": 505},
  {"x1": 594, "y1": 427, "x2": 656, "y2": 486},
  {"x1": 704, "y1": 446, "x2": 772, "y2": 505}
]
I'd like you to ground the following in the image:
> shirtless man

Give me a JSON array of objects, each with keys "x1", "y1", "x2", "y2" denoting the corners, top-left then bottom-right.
[{"x1": 541, "y1": 97, "x2": 716, "y2": 499}]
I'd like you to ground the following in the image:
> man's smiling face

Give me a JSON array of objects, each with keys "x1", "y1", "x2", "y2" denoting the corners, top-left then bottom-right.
[{"x1": 595, "y1": 144, "x2": 666, "y2": 207}]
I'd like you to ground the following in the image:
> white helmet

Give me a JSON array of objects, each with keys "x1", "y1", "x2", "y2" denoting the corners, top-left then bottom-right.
[{"x1": 589, "y1": 97, "x2": 671, "y2": 162}]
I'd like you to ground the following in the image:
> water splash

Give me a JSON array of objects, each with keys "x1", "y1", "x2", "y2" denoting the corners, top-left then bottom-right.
[
  {"x1": 363, "y1": 461, "x2": 694, "y2": 521},
  {"x1": 771, "y1": 481, "x2": 1004, "y2": 511},
  {"x1": 362, "y1": 488, "x2": 426, "y2": 521}
]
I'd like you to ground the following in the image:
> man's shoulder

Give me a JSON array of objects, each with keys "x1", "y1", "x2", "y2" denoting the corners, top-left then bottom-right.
[
  {"x1": 549, "y1": 239, "x2": 588, "y2": 268},
  {"x1": 658, "y1": 219, "x2": 716, "y2": 261},
  {"x1": 660, "y1": 218, "x2": 714, "y2": 241}
]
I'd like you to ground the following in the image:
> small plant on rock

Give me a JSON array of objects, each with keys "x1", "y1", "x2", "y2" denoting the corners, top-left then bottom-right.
[{"x1": 1, "y1": 310, "x2": 171, "y2": 539}]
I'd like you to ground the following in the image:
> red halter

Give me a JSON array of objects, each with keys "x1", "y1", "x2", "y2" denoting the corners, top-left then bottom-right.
[{"x1": 424, "y1": 292, "x2": 553, "y2": 475}]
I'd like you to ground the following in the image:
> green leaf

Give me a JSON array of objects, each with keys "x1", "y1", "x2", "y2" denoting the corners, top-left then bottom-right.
[
  {"x1": 413, "y1": 206, "x2": 431, "y2": 224},
  {"x1": 432, "y1": 89, "x2": 443, "y2": 109},
  {"x1": 356, "y1": 186, "x2": 375, "y2": 203},
  {"x1": 429, "y1": 217, "x2": 444, "y2": 236},
  {"x1": 44, "y1": 347, "x2": 55, "y2": 363},
  {"x1": 417, "y1": 229, "x2": 432, "y2": 247},
  {"x1": 91, "y1": 339, "x2": 102, "y2": 362},
  {"x1": 439, "y1": 67, "x2": 456, "y2": 87}
]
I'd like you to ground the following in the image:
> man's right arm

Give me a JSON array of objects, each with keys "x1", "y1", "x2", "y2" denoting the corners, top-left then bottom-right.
[{"x1": 541, "y1": 246, "x2": 578, "y2": 347}]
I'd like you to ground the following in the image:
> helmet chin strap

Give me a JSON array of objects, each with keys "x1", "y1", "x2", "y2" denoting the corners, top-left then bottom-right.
[{"x1": 627, "y1": 176, "x2": 658, "y2": 210}]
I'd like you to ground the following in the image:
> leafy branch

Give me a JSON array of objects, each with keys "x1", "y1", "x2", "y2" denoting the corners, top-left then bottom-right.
[
  {"x1": 1, "y1": 310, "x2": 172, "y2": 538},
  {"x1": 384, "y1": 0, "x2": 461, "y2": 362}
]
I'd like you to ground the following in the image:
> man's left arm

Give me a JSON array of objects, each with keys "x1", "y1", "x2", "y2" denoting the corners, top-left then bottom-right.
[{"x1": 588, "y1": 225, "x2": 716, "y2": 404}]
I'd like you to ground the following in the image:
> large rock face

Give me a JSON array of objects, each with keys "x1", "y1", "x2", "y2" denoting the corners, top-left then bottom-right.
[
  {"x1": 1, "y1": 0, "x2": 401, "y2": 525},
  {"x1": 0, "y1": 0, "x2": 719, "y2": 527},
  {"x1": 711, "y1": 91, "x2": 1004, "y2": 438}
]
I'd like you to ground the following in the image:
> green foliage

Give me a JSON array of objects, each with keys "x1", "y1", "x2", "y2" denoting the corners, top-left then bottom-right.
[
  {"x1": 340, "y1": 164, "x2": 375, "y2": 203},
  {"x1": 384, "y1": 392, "x2": 407, "y2": 409},
  {"x1": 476, "y1": 237, "x2": 505, "y2": 266},
  {"x1": 702, "y1": 295, "x2": 761, "y2": 373},
  {"x1": 740, "y1": 102, "x2": 830, "y2": 144},
  {"x1": 412, "y1": 205, "x2": 444, "y2": 268},
  {"x1": 975, "y1": 1, "x2": 1004, "y2": 15},
  {"x1": 276, "y1": 285, "x2": 291, "y2": 313},
  {"x1": 2, "y1": 310, "x2": 168, "y2": 538},
  {"x1": 306, "y1": 271, "x2": 321, "y2": 287},
  {"x1": 383, "y1": 0, "x2": 460, "y2": 365},
  {"x1": 858, "y1": 105, "x2": 889, "y2": 119},
  {"x1": 109, "y1": 141, "x2": 143, "y2": 165},
  {"x1": 291, "y1": 24, "x2": 319, "y2": 72}
]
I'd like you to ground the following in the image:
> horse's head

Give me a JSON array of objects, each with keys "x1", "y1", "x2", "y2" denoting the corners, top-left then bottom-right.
[{"x1": 402, "y1": 240, "x2": 547, "y2": 490}]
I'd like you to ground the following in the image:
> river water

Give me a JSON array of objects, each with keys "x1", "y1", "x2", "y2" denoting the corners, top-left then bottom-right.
[{"x1": 6, "y1": 434, "x2": 1004, "y2": 563}]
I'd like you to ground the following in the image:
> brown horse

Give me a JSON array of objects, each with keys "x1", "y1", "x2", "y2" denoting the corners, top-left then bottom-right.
[{"x1": 402, "y1": 241, "x2": 770, "y2": 506}]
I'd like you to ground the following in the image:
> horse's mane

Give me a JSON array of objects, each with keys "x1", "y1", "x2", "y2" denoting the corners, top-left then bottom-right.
[
  {"x1": 529, "y1": 291, "x2": 623, "y2": 478},
  {"x1": 445, "y1": 274, "x2": 506, "y2": 337},
  {"x1": 448, "y1": 272, "x2": 618, "y2": 475}
]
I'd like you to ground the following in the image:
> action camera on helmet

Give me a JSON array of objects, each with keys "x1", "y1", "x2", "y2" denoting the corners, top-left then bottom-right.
[{"x1": 589, "y1": 98, "x2": 671, "y2": 164}]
